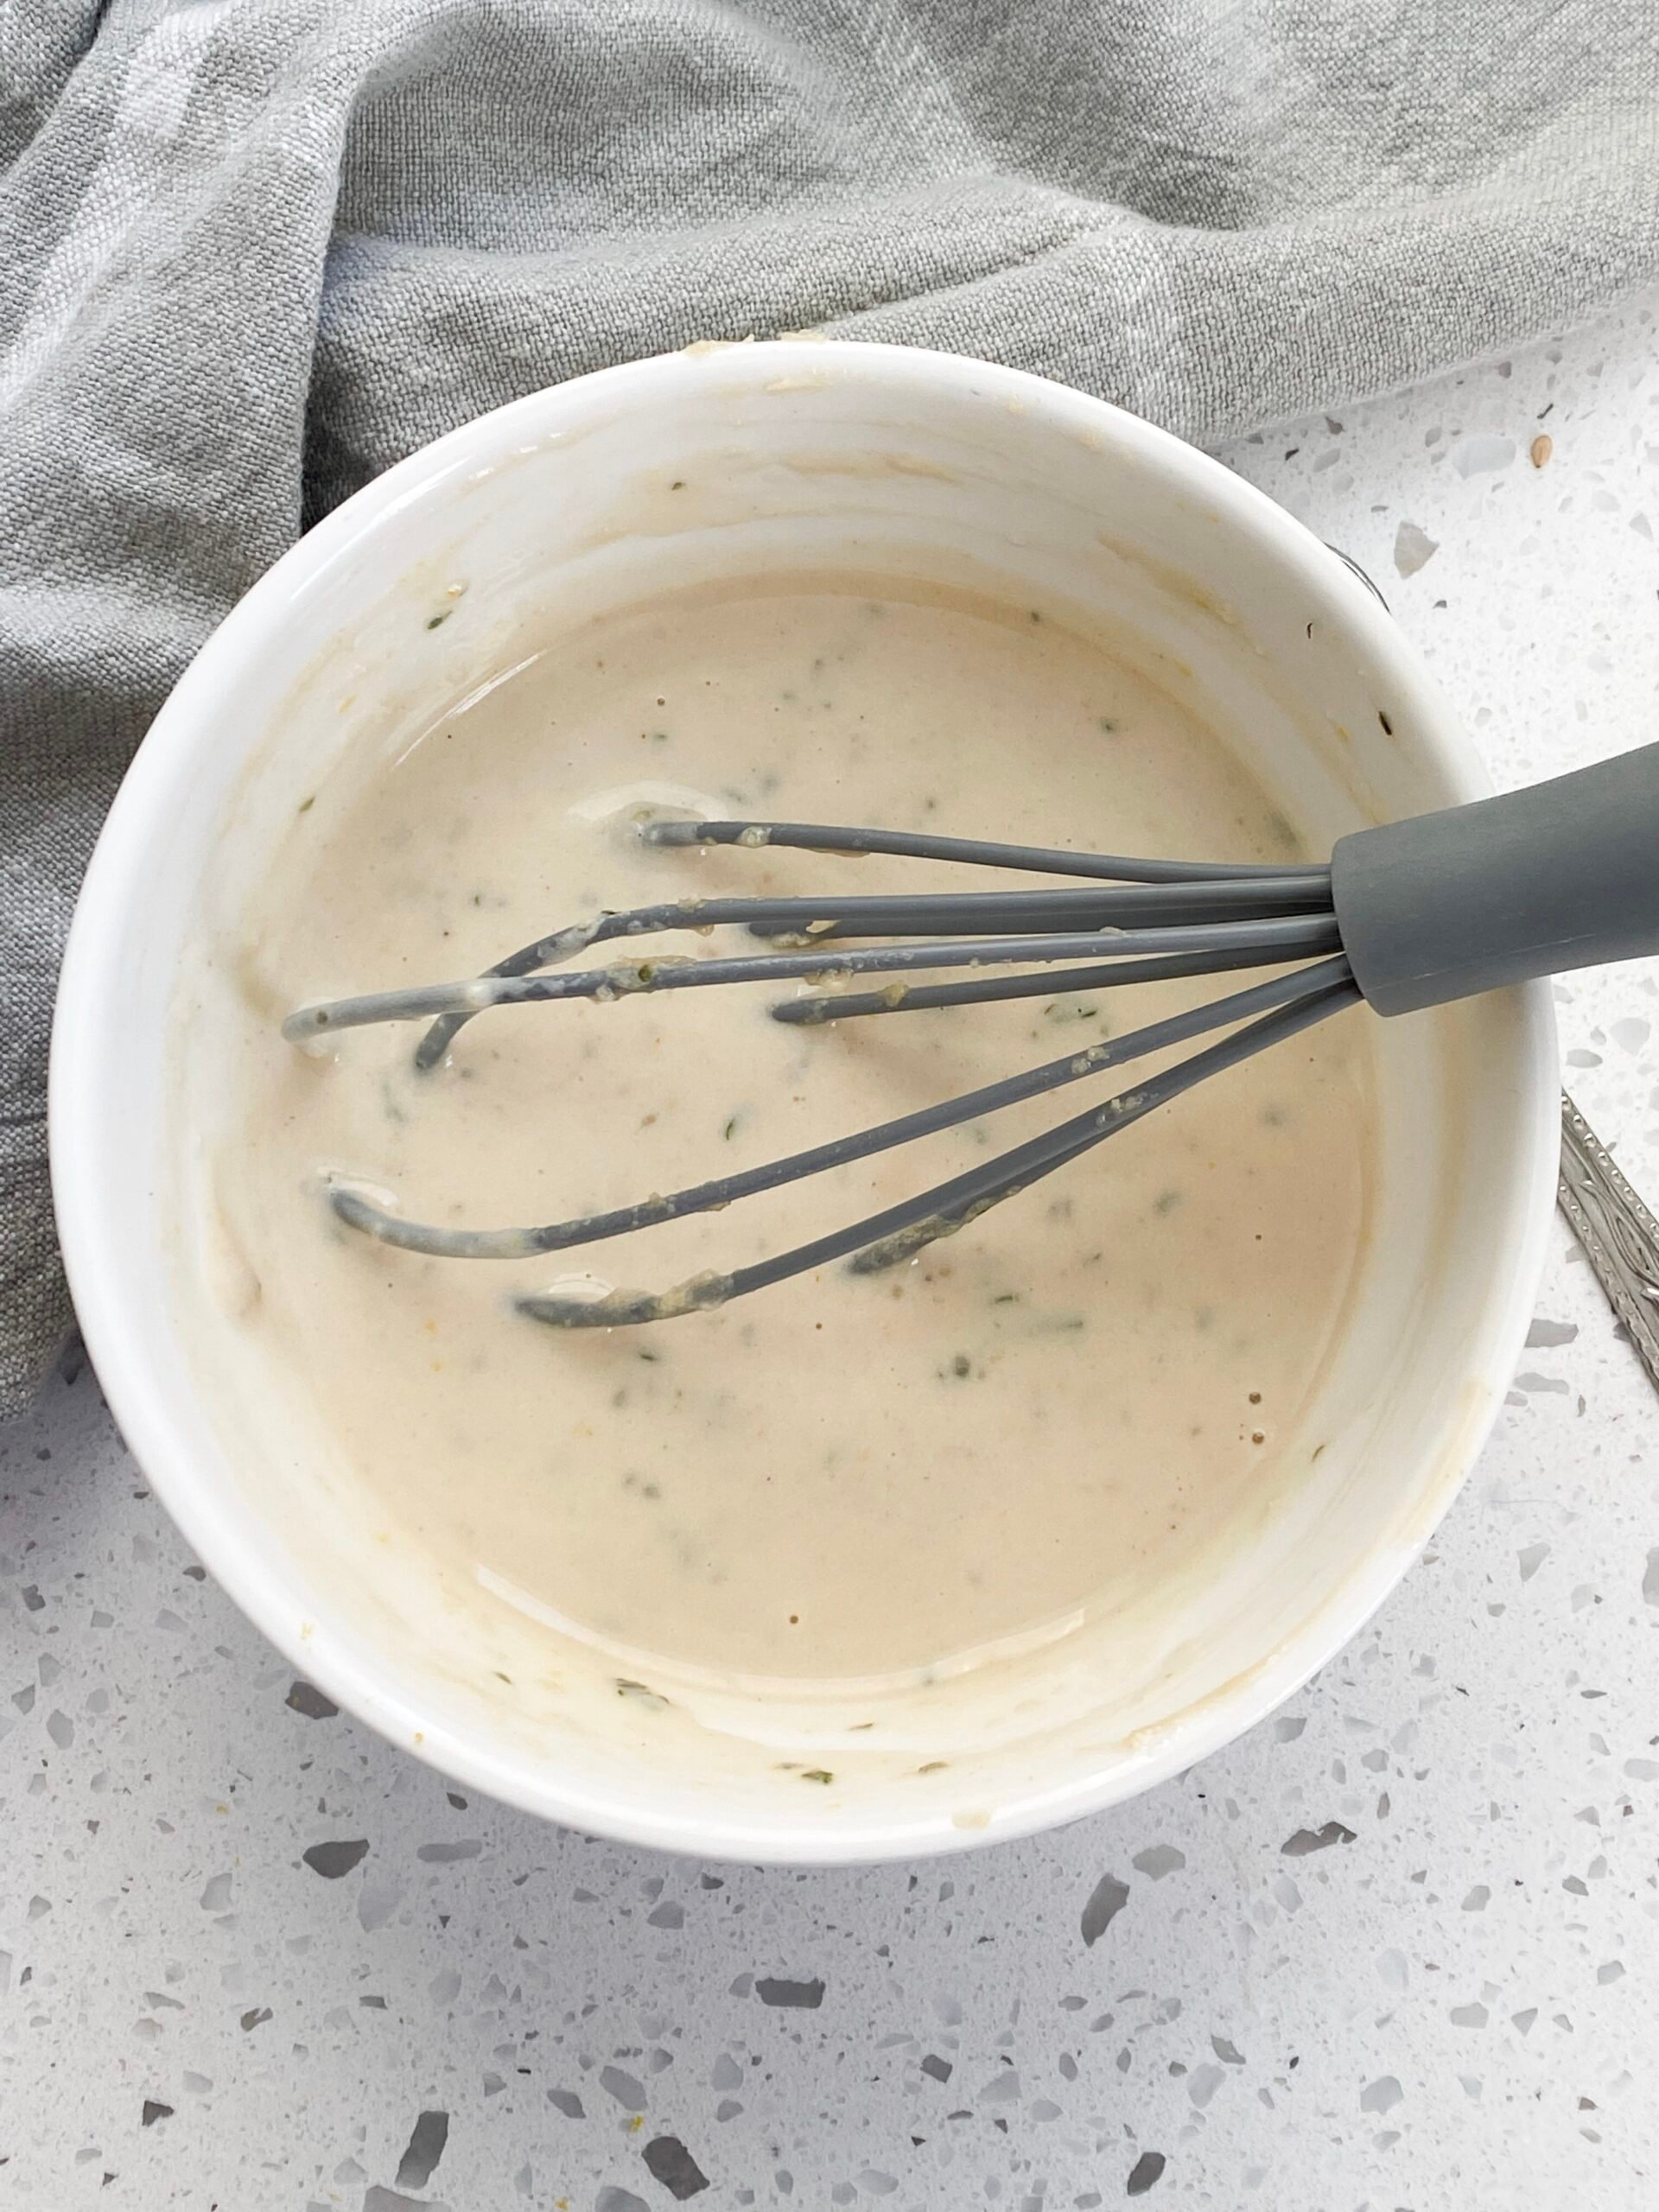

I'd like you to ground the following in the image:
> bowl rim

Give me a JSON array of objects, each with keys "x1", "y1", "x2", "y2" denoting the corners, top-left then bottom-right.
[{"x1": 49, "y1": 340, "x2": 1560, "y2": 1862}]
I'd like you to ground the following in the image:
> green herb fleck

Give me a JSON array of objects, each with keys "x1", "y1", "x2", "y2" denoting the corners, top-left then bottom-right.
[
  {"x1": 951, "y1": 1352, "x2": 972, "y2": 1377},
  {"x1": 616, "y1": 1677, "x2": 671, "y2": 1712},
  {"x1": 1154, "y1": 1188, "x2": 1183, "y2": 1216},
  {"x1": 991, "y1": 1291, "x2": 1021, "y2": 1306},
  {"x1": 296, "y1": 793, "x2": 316, "y2": 814},
  {"x1": 638, "y1": 1348, "x2": 661, "y2": 1364},
  {"x1": 802, "y1": 1769, "x2": 835, "y2": 1785},
  {"x1": 1097, "y1": 716, "x2": 1118, "y2": 734},
  {"x1": 723, "y1": 1115, "x2": 741, "y2": 1141},
  {"x1": 426, "y1": 610, "x2": 450, "y2": 630}
]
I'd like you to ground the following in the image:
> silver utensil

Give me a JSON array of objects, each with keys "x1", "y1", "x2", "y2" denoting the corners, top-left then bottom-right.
[{"x1": 1559, "y1": 1093, "x2": 1659, "y2": 1395}]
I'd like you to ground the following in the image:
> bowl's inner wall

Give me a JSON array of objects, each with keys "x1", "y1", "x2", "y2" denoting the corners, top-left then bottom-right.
[{"x1": 79, "y1": 353, "x2": 1540, "y2": 1853}]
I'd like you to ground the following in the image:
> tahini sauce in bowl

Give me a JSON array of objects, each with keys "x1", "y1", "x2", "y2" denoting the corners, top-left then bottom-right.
[{"x1": 217, "y1": 579, "x2": 1371, "y2": 1698}]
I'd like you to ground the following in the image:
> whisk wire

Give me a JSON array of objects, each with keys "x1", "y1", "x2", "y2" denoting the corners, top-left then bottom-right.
[
  {"x1": 326, "y1": 955, "x2": 1356, "y2": 1264},
  {"x1": 775, "y1": 938, "x2": 1307, "y2": 1024},
  {"x1": 518, "y1": 966, "x2": 1361, "y2": 1328},
  {"x1": 384, "y1": 817, "x2": 1331, "y2": 1065},
  {"x1": 640, "y1": 816, "x2": 1328, "y2": 885},
  {"x1": 283, "y1": 912, "x2": 1344, "y2": 1043}
]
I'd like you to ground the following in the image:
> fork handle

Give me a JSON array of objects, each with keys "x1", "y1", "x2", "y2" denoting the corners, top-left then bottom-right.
[
  {"x1": 1559, "y1": 1092, "x2": 1659, "y2": 1395},
  {"x1": 1332, "y1": 741, "x2": 1659, "y2": 1015}
]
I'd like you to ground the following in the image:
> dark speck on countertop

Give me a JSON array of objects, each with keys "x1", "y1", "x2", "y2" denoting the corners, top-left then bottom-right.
[
  {"x1": 302, "y1": 1838, "x2": 370, "y2": 1879},
  {"x1": 644, "y1": 2135, "x2": 711, "y2": 2199},
  {"x1": 285, "y1": 1679, "x2": 339, "y2": 1719},
  {"x1": 395, "y1": 2109, "x2": 450, "y2": 2191},
  {"x1": 755, "y1": 1975, "x2": 825, "y2": 2009},
  {"x1": 1127, "y1": 2149, "x2": 1166, "y2": 2195},
  {"x1": 1081, "y1": 1872, "x2": 1130, "y2": 1946},
  {"x1": 1281, "y1": 1821, "x2": 1356, "y2": 1855}
]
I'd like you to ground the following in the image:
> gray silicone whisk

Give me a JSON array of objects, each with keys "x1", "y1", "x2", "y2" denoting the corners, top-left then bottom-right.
[{"x1": 283, "y1": 741, "x2": 1659, "y2": 1331}]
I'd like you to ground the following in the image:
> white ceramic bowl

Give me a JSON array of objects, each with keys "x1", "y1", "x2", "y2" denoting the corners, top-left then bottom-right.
[{"x1": 51, "y1": 342, "x2": 1558, "y2": 1862}]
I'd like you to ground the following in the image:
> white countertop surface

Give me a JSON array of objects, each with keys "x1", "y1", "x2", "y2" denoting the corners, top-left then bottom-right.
[{"x1": 4, "y1": 295, "x2": 1658, "y2": 2211}]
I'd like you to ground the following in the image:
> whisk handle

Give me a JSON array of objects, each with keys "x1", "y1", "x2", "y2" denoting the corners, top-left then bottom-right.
[{"x1": 1332, "y1": 739, "x2": 1659, "y2": 1016}]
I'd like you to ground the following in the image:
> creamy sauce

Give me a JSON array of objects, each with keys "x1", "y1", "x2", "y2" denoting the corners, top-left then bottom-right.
[{"x1": 214, "y1": 582, "x2": 1372, "y2": 1692}]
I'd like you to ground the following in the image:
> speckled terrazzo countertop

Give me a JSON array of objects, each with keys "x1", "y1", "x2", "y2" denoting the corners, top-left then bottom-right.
[{"x1": 5, "y1": 296, "x2": 1659, "y2": 2211}]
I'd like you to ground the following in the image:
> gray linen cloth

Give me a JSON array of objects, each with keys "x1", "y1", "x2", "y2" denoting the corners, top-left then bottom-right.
[{"x1": 4, "y1": 0, "x2": 1659, "y2": 1414}]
